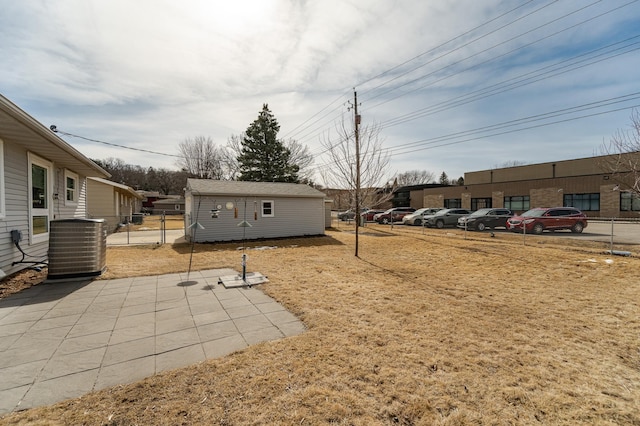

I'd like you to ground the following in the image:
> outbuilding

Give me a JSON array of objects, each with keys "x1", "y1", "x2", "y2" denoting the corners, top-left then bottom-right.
[{"x1": 184, "y1": 179, "x2": 327, "y2": 242}]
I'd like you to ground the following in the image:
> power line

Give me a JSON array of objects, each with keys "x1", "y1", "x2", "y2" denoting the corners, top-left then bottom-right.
[
  {"x1": 362, "y1": 0, "x2": 636, "y2": 112},
  {"x1": 307, "y1": 96, "x2": 639, "y2": 177},
  {"x1": 387, "y1": 104, "x2": 640, "y2": 158},
  {"x1": 286, "y1": 1, "x2": 545, "y2": 148},
  {"x1": 359, "y1": 0, "x2": 560, "y2": 100},
  {"x1": 50, "y1": 126, "x2": 181, "y2": 158},
  {"x1": 381, "y1": 36, "x2": 640, "y2": 128}
]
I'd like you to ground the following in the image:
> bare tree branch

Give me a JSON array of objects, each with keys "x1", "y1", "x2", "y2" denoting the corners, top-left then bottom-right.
[
  {"x1": 320, "y1": 118, "x2": 394, "y2": 209},
  {"x1": 598, "y1": 109, "x2": 640, "y2": 194},
  {"x1": 175, "y1": 136, "x2": 226, "y2": 180}
]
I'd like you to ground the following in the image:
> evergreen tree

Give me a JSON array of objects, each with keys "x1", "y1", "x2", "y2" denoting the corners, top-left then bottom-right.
[
  {"x1": 439, "y1": 171, "x2": 450, "y2": 185},
  {"x1": 237, "y1": 104, "x2": 300, "y2": 182}
]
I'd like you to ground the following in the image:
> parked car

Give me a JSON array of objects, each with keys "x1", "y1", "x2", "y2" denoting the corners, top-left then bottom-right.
[
  {"x1": 373, "y1": 207, "x2": 416, "y2": 224},
  {"x1": 424, "y1": 208, "x2": 472, "y2": 228},
  {"x1": 338, "y1": 207, "x2": 369, "y2": 220},
  {"x1": 361, "y1": 209, "x2": 385, "y2": 222},
  {"x1": 402, "y1": 208, "x2": 443, "y2": 226},
  {"x1": 506, "y1": 207, "x2": 588, "y2": 234},
  {"x1": 457, "y1": 208, "x2": 514, "y2": 231}
]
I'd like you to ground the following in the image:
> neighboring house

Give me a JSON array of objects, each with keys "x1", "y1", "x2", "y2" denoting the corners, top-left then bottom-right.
[
  {"x1": 151, "y1": 196, "x2": 184, "y2": 215},
  {"x1": 0, "y1": 94, "x2": 110, "y2": 277},
  {"x1": 87, "y1": 177, "x2": 143, "y2": 232},
  {"x1": 137, "y1": 190, "x2": 162, "y2": 213},
  {"x1": 185, "y1": 179, "x2": 327, "y2": 242}
]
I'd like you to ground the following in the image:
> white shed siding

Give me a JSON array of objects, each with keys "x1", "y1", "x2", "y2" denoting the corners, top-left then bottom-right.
[{"x1": 189, "y1": 196, "x2": 324, "y2": 242}]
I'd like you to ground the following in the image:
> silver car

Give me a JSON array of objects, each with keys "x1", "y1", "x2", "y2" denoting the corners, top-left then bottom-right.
[
  {"x1": 425, "y1": 208, "x2": 472, "y2": 229},
  {"x1": 402, "y1": 208, "x2": 442, "y2": 226}
]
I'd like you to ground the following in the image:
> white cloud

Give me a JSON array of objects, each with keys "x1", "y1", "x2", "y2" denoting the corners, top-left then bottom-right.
[{"x1": 0, "y1": 0, "x2": 638, "y2": 180}]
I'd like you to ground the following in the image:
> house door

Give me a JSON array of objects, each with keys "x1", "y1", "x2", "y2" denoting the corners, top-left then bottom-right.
[{"x1": 28, "y1": 153, "x2": 53, "y2": 244}]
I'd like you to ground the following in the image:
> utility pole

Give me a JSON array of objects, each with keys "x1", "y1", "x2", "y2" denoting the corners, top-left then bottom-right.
[{"x1": 353, "y1": 90, "x2": 361, "y2": 257}]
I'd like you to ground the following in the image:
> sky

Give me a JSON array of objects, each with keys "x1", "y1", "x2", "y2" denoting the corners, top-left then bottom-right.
[{"x1": 1, "y1": 0, "x2": 639, "y2": 185}]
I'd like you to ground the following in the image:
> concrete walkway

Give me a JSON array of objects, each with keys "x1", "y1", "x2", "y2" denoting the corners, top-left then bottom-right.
[{"x1": 0, "y1": 269, "x2": 305, "y2": 415}]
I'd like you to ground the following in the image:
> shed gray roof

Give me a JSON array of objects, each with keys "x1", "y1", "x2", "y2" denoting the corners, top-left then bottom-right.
[{"x1": 187, "y1": 179, "x2": 326, "y2": 198}]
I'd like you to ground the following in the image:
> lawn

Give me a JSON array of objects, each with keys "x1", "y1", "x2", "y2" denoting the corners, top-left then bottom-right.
[{"x1": 1, "y1": 226, "x2": 639, "y2": 425}]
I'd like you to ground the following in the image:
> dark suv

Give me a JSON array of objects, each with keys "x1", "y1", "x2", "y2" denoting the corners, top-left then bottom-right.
[
  {"x1": 457, "y1": 208, "x2": 514, "y2": 231},
  {"x1": 373, "y1": 207, "x2": 416, "y2": 224},
  {"x1": 506, "y1": 207, "x2": 588, "y2": 234}
]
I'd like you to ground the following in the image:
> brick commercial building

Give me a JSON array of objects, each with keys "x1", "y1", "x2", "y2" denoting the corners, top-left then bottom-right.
[{"x1": 420, "y1": 153, "x2": 640, "y2": 218}]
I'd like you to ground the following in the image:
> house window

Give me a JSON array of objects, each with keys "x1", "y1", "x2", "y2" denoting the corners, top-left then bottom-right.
[
  {"x1": 28, "y1": 153, "x2": 53, "y2": 243},
  {"x1": 471, "y1": 197, "x2": 492, "y2": 210},
  {"x1": 620, "y1": 192, "x2": 640, "y2": 211},
  {"x1": 564, "y1": 193, "x2": 600, "y2": 211},
  {"x1": 64, "y1": 170, "x2": 78, "y2": 205},
  {"x1": 0, "y1": 139, "x2": 5, "y2": 220},
  {"x1": 444, "y1": 198, "x2": 461, "y2": 208},
  {"x1": 262, "y1": 200, "x2": 274, "y2": 217},
  {"x1": 504, "y1": 195, "x2": 530, "y2": 211}
]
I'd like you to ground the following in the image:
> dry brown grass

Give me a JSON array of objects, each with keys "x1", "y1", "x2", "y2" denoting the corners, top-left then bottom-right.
[
  {"x1": 116, "y1": 214, "x2": 185, "y2": 232},
  {"x1": 2, "y1": 225, "x2": 640, "y2": 425}
]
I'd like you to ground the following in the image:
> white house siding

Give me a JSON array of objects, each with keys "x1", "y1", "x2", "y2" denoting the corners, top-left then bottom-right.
[
  {"x1": 189, "y1": 196, "x2": 325, "y2": 242},
  {"x1": 0, "y1": 141, "x2": 36, "y2": 275},
  {"x1": 0, "y1": 142, "x2": 90, "y2": 275},
  {"x1": 53, "y1": 168, "x2": 87, "y2": 220}
]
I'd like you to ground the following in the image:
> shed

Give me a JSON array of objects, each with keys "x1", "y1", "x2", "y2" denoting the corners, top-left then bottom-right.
[{"x1": 185, "y1": 179, "x2": 326, "y2": 242}]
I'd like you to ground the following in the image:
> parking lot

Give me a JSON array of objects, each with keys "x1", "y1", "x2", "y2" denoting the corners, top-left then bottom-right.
[{"x1": 334, "y1": 215, "x2": 640, "y2": 246}]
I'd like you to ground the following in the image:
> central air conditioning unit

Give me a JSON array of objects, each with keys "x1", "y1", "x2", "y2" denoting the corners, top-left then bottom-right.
[{"x1": 47, "y1": 218, "x2": 107, "y2": 280}]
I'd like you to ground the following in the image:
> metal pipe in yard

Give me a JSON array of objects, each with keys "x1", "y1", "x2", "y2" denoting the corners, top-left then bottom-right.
[{"x1": 610, "y1": 217, "x2": 614, "y2": 253}]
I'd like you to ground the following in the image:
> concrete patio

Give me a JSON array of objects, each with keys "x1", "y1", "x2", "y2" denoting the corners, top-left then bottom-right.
[{"x1": 0, "y1": 269, "x2": 305, "y2": 415}]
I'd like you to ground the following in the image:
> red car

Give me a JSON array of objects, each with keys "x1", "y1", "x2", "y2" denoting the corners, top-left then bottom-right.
[
  {"x1": 360, "y1": 209, "x2": 385, "y2": 222},
  {"x1": 506, "y1": 207, "x2": 588, "y2": 234},
  {"x1": 373, "y1": 207, "x2": 416, "y2": 224}
]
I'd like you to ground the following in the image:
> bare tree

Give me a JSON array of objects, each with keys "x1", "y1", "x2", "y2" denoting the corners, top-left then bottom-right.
[
  {"x1": 176, "y1": 136, "x2": 226, "y2": 179},
  {"x1": 320, "y1": 118, "x2": 394, "y2": 210},
  {"x1": 395, "y1": 170, "x2": 436, "y2": 186},
  {"x1": 599, "y1": 109, "x2": 640, "y2": 194}
]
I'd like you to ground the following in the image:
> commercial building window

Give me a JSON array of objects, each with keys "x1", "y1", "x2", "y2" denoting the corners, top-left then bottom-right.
[
  {"x1": 471, "y1": 198, "x2": 492, "y2": 210},
  {"x1": 444, "y1": 198, "x2": 461, "y2": 208},
  {"x1": 620, "y1": 192, "x2": 640, "y2": 211},
  {"x1": 564, "y1": 193, "x2": 600, "y2": 211},
  {"x1": 504, "y1": 195, "x2": 530, "y2": 211},
  {"x1": 262, "y1": 200, "x2": 274, "y2": 217},
  {"x1": 65, "y1": 170, "x2": 78, "y2": 205}
]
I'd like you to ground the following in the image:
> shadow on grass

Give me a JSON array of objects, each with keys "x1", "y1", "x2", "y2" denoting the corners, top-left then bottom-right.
[{"x1": 169, "y1": 234, "x2": 344, "y2": 255}]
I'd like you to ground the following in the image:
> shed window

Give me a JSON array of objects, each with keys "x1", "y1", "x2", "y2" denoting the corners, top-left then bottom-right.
[{"x1": 262, "y1": 200, "x2": 274, "y2": 217}]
